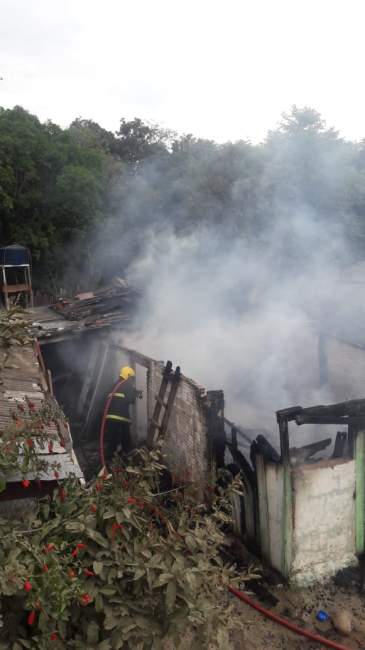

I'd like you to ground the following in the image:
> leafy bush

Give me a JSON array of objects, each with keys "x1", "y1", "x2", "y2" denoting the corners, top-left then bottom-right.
[{"x1": 0, "y1": 446, "x2": 247, "y2": 649}]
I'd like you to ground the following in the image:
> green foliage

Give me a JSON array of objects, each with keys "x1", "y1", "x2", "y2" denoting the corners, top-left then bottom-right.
[
  {"x1": 0, "y1": 447, "x2": 248, "y2": 649},
  {"x1": 0, "y1": 107, "x2": 111, "y2": 292},
  {"x1": 115, "y1": 118, "x2": 171, "y2": 165},
  {"x1": 0, "y1": 308, "x2": 32, "y2": 349},
  {"x1": 2, "y1": 103, "x2": 365, "y2": 293},
  {"x1": 0, "y1": 397, "x2": 62, "y2": 485}
]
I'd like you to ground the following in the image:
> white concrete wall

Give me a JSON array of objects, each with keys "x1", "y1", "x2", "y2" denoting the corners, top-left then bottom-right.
[
  {"x1": 261, "y1": 457, "x2": 357, "y2": 584},
  {"x1": 290, "y1": 458, "x2": 357, "y2": 586}
]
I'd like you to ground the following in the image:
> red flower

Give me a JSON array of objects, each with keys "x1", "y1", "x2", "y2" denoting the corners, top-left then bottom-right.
[
  {"x1": 17, "y1": 403, "x2": 25, "y2": 412},
  {"x1": 71, "y1": 542, "x2": 86, "y2": 557},
  {"x1": 53, "y1": 470, "x2": 59, "y2": 479},
  {"x1": 68, "y1": 569, "x2": 76, "y2": 578},
  {"x1": 58, "y1": 487, "x2": 66, "y2": 503},
  {"x1": 111, "y1": 522, "x2": 123, "y2": 540},
  {"x1": 80, "y1": 593, "x2": 92, "y2": 606},
  {"x1": 27, "y1": 611, "x2": 36, "y2": 625},
  {"x1": 22, "y1": 479, "x2": 30, "y2": 488},
  {"x1": 48, "y1": 441, "x2": 54, "y2": 453},
  {"x1": 50, "y1": 631, "x2": 58, "y2": 641},
  {"x1": 27, "y1": 401, "x2": 36, "y2": 412},
  {"x1": 95, "y1": 482, "x2": 102, "y2": 492},
  {"x1": 26, "y1": 438, "x2": 33, "y2": 448},
  {"x1": 127, "y1": 496, "x2": 137, "y2": 505},
  {"x1": 43, "y1": 543, "x2": 55, "y2": 554},
  {"x1": 24, "y1": 580, "x2": 32, "y2": 592},
  {"x1": 84, "y1": 568, "x2": 95, "y2": 577},
  {"x1": 59, "y1": 436, "x2": 65, "y2": 448},
  {"x1": 43, "y1": 564, "x2": 49, "y2": 573},
  {"x1": 90, "y1": 503, "x2": 97, "y2": 513}
]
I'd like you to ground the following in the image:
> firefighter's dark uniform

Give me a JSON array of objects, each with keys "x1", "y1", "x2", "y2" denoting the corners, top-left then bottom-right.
[{"x1": 105, "y1": 377, "x2": 135, "y2": 460}]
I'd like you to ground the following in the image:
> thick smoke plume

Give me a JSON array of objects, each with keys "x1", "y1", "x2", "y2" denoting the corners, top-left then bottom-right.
[
  {"x1": 122, "y1": 217, "x2": 356, "y2": 443},
  {"x1": 86, "y1": 109, "x2": 365, "y2": 444}
]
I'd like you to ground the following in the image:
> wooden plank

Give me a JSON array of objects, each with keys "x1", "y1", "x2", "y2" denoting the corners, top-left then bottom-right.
[
  {"x1": 76, "y1": 342, "x2": 101, "y2": 417},
  {"x1": 299, "y1": 399, "x2": 365, "y2": 420},
  {"x1": 281, "y1": 462, "x2": 293, "y2": 579},
  {"x1": 2, "y1": 284, "x2": 32, "y2": 293},
  {"x1": 296, "y1": 414, "x2": 364, "y2": 426},
  {"x1": 82, "y1": 343, "x2": 109, "y2": 434},
  {"x1": 255, "y1": 454, "x2": 270, "y2": 562},
  {"x1": 333, "y1": 432, "x2": 347, "y2": 459}
]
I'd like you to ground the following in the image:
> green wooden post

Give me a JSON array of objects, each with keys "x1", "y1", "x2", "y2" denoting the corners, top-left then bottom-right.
[{"x1": 355, "y1": 429, "x2": 365, "y2": 555}]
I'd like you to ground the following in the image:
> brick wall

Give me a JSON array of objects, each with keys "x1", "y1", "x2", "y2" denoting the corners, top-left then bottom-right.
[{"x1": 147, "y1": 361, "x2": 209, "y2": 484}]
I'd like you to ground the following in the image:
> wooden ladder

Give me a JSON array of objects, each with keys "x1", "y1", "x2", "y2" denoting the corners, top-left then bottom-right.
[{"x1": 147, "y1": 361, "x2": 181, "y2": 447}]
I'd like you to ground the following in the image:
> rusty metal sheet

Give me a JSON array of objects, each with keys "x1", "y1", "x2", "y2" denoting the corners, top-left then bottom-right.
[{"x1": 0, "y1": 339, "x2": 83, "y2": 484}]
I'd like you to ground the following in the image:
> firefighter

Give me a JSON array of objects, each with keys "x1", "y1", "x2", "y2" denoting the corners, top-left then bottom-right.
[{"x1": 104, "y1": 366, "x2": 137, "y2": 461}]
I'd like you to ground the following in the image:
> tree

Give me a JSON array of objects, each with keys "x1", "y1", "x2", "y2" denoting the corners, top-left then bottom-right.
[{"x1": 114, "y1": 118, "x2": 171, "y2": 165}]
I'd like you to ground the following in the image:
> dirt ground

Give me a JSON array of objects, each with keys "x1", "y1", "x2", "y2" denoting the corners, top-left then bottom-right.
[{"x1": 231, "y1": 574, "x2": 365, "y2": 649}]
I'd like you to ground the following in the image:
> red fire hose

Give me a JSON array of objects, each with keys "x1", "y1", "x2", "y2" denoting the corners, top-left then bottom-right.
[
  {"x1": 228, "y1": 585, "x2": 351, "y2": 650},
  {"x1": 99, "y1": 379, "x2": 126, "y2": 468}
]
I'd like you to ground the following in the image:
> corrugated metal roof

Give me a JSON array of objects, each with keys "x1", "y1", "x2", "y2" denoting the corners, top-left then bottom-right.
[{"x1": 0, "y1": 338, "x2": 83, "y2": 484}]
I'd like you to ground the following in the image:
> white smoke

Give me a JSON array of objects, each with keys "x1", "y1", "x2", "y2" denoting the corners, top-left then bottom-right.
[{"x1": 122, "y1": 207, "x2": 356, "y2": 444}]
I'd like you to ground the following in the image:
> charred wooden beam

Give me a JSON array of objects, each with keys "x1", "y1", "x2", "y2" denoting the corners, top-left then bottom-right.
[
  {"x1": 289, "y1": 437, "x2": 331, "y2": 465},
  {"x1": 297, "y1": 398, "x2": 365, "y2": 421},
  {"x1": 333, "y1": 432, "x2": 347, "y2": 459},
  {"x1": 295, "y1": 414, "x2": 360, "y2": 425},
  {"x1": 206, "y1": 390, "x2": 225, "y2": 468},
  {"x1": 278, "y1": 400, "x2": 365, "y2": 426},
  {"x1": 277, "y1": 406, "x2": 303, "y2": 423},
  {"x1": 226, "y1": 442, "x2": 256, "y2": 487},
  {"x1": 251, "y1": 435, "x2": 280, "y2": 465}
]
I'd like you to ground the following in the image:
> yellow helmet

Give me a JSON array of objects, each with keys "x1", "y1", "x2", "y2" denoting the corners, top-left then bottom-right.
[{"x1": 120, "y1": 366, "x2": 135, "y2": 380}]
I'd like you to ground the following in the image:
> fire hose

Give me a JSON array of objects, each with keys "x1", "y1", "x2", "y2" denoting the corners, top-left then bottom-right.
[
  {"x1": 99, "y1": 379, "x2": 126, "y2": 469},
  {"x1": 228, "y1": 585, "x2": 351, "y2": 650}
]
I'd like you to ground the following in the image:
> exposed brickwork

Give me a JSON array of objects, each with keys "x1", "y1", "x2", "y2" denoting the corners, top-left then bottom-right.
[{"x1": 147, "y1": 362, "x2": 209, "y2": 484}]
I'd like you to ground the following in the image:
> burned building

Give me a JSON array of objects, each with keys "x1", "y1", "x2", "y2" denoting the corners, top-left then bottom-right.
[
  {"x1": 29, "y1": 285, "x2": 213, "y2": 485},
  {"x1": 2, "y1": 274, "x2": 365, "y2": 587}
]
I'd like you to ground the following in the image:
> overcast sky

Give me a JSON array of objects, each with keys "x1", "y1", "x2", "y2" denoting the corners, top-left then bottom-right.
[{"x1": 0, "y1": 0, "x2": 364, "y2": 143}]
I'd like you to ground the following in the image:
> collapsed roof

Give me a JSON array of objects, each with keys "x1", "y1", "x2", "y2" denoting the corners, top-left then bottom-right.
[{"x1": 32, "y1": 279, "x2": 140, "y2": 343}]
